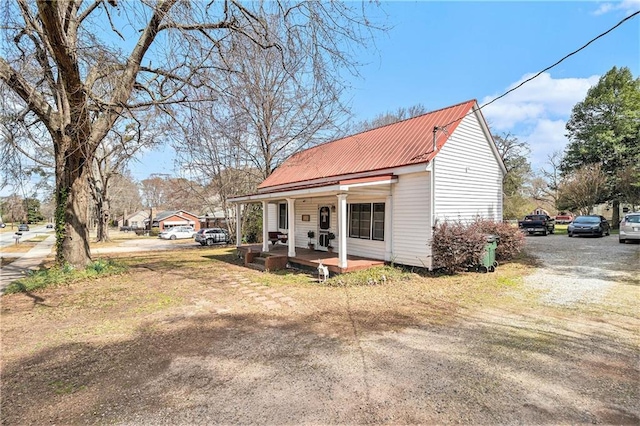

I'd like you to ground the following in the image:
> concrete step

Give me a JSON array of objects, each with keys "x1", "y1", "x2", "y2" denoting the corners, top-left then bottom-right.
[{"x1": 247, "y1": 262, "x2": 266, "y2": 272}]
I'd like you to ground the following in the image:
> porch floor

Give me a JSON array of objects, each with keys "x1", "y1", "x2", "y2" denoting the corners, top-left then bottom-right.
[{"x1": 237, "y1": 244, "x2": 385, "y2": 274}]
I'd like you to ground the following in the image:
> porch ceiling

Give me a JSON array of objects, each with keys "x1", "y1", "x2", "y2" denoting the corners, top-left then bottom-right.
[{"x1": 230, "y1": 174, "x2": 397, "y2": 203}]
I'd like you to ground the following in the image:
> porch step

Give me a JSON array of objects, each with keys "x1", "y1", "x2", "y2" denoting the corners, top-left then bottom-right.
[
  {"x1": 253, "y1": 256, "x2": 267, "y2": 266},
  {"x1": 246, "y1": 262, "x2": 266, "y2": 272}
]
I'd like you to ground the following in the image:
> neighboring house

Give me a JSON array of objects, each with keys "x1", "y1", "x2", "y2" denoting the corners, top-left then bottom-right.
[
  {"x1": 531, "y1": 207, "x2": 551, "y2": 216},
  {"x1": 118, "y1": 210, "x2": 149, "y2": 229},
  {"x1": 200, "y1": 207, "x2": 233, "y2": 229},
  {"x1": 150, "y1": 210, "x2": 201, "y2": 231},
  {"x1": 230, "y1": 99, "x2": 506, "y2": 270}
]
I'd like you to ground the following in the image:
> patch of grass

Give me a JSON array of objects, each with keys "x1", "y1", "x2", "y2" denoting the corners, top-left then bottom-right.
[
  {"x1": 1, "y1": 241, "x2": 38, "y2": 254},
  {"x1": 28, "y1": 234, "x2": 50, "y2": 243},
  {"x1": 49, "y1": 380, "x2": 86, "y2": 395},
  {"x1": 554, "y1": 224, "x2": 568, "y2": 235},
  {"x1": 324, "y1": 265, "x2": 413, "y2": 287},
  {"x1": 258, "y1": 268, "x2": 317, "y2": 286},
  {"x1": 3, "y1": 259, "x2": 128, "y2": 294},
  {"x1": 496, "y1": 276, "x2": 521, "y2": 287},
  {"x1": 133, "y1": 293, "x2": 183, "y2": 314}
]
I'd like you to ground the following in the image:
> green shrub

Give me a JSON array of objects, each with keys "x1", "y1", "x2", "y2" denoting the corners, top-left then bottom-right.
[
  {"x1": 149, "y1": 227, "x2": 160, "y2": 237},
  {"x1": 3, "y1": 259, "x2": 128, "y2": 294}
]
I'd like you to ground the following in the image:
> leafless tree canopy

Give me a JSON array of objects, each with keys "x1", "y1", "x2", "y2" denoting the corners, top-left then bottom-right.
[
  {"x1": 0, "y1": 0, "x2": 381, "y2": 267},
  {"x1": 355, "y1": 104, "x2": 428, "y2": 133},
  {"x1": 557, "y1": 164, "x2": 608, "y2": 215}
]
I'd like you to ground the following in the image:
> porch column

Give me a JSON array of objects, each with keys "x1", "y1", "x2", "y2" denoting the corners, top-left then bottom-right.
[
  {"x1": 262, "y1": 201, "x2": 270, "y2": 252},
  {"x1": 235, "y1": 203, "x2": 242, "y2": 248},
  {"x1": 287, "y1": 198, "x2": 296, "y2": 257},
  {"x1": 337, "y1": 193, "x2": 348, "y2": 269},
  {"x1": 385, "y1": 195, "x2": 393, "y2": 261}
]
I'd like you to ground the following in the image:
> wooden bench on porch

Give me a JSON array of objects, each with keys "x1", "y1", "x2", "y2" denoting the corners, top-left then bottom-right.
[{"x1": 268, "y1": 232, "x2": 288, "y2": 245}]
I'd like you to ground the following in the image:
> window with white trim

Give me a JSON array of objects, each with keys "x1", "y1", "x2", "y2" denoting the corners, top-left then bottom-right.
[
  {"x1": 278, "y1": 203, "x2": 288, "y2": 229},
  {"x1": 349, "y1": 203, "x2": 385, "y2": 240}
]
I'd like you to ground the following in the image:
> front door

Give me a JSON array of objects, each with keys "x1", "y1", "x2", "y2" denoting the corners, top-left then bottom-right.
[{"x1": 318, "y1": 206, "x2": 331, "y2": 249}]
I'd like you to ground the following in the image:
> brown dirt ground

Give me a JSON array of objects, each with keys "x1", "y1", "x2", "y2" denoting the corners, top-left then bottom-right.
[{"x1": 1, "y1": 246, "x2": 638, "y2": 425}]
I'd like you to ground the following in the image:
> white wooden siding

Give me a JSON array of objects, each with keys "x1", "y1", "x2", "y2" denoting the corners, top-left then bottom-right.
[
  {"x1": 391, "y1": 171, "x2": 432, "y2": 268},
  {"x1": 434, "y1": 113, "x2": 503, "y2": 223},
  {"x1": 293, "y1": 199, "x2": 320, "y2": 249},
  {"x1": 267, "y1": 203, "x2": 278, "y2": 232}
]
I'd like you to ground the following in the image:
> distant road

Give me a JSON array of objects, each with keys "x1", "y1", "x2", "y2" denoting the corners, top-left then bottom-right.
[{"x1": 0, "y1": 225, "x2": 53, "y2": 250}]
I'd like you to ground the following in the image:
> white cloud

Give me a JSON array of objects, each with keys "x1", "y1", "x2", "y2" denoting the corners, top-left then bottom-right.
[
  {"x1": 482, "y1": 72, "x2": 599, "y2": 130},
  {"x1": 593, "y1": 0, "x2": 640, "y2": 15},
  {"x1": 481, "y1": 72, "x2": 600, "y2": 171},
  {"x1": 516, "y1": 119, "x2": 568, "y2": 170}
]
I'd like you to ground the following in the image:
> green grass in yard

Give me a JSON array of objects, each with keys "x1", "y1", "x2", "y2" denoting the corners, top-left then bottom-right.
[
  {"x1": 3, "y1": 259, "x2": 128, "y2": 294},
  {"x1": 554, "y1": 224, "x2": 568, "y2": 235},
  {"x1": 133, "y1": 293, "x2": 184, "y2": 314},
  {"x1": 25, "y1": 234, "x2": 50, "y2": 243},
  {"x1": 324, "y1": 265, "x2": 413, "y2": 287},
  {"x1": 49, "y1": 380, "x2": 86, "y2": 395}
]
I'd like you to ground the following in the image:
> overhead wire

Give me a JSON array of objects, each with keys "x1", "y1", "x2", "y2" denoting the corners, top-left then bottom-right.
[{"x1": 436, "y1": 9, "x2": 640, "y2": 132}]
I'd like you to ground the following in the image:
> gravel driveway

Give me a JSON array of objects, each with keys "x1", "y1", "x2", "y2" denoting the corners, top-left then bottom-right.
[{"x1": 523, "y1": 233, "x2": 640, "y2": 306}]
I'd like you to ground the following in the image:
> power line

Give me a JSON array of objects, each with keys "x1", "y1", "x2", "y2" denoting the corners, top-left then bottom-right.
[{"x1": 438, "y1": 9, "x2": 640, "y2": 131}]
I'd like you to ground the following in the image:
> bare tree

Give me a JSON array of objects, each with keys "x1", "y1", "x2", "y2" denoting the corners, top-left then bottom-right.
[
  {"x1": 557, "y1": 164, "x2": 608, "y2": 215},
  {"x1": 1, "y1": 1, "x2": 381, "y2": 267},
  {"x1": 90, "y1": 115, "x2": 161, "y2": 241},
  {"x1": 108, "y1": 172, "x2": 143, "y2": 222},
  {"x1": 174, "y1": 18, "x2": 361, "y2": 238},
  {"x1": 355, "y1": 104, "x2": 428, "y2": 132},
  {"x1": 539, "y1": 150, "x2": 563, "y2": 210},
  {"x1": 140, "y1": 175, "x2": 171, "y2": 209},
  {"x1": 493, "y1": 132, "x2": 532, "y2": 197},
  {"x1": 0, "y1": 112, "x2": 54, "y2": 197},
  {"x1": 0, "y1": 195, "x2": 26, "y2": 228}
]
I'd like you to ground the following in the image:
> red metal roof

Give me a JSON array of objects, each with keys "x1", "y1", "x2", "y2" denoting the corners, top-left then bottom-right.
[{"x1": 258, "y1": 99, "x2": 477, "y2": 190}]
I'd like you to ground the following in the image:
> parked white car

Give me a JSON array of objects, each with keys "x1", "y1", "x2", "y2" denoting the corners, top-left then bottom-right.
[
  {"x1": 619, "y1": 212, "x2": 640, "y2": 244},
  {"x1": 159, "y1": 226, "x2": 196, "y2": 240}
]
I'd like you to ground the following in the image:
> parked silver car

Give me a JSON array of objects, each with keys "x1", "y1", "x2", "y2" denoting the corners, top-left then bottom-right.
[
  {"x1": 195, "y1": 228, "x2": 230, "y2": 246},
  {"x1": 619, "y1": 212, "x2": 640, "y2": 244}
]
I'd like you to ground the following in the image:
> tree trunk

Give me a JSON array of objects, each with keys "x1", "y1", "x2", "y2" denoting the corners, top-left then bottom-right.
[
  {"x1": 612, "y1": 199, "x2": 620, "y2": 230},
  {"x1": 94, "y1": 179, "x2": 111, "y2": 242},
  {"x1": 55, "y1": 140, "x2": 91, "y2": 268},
  {"x1": 95, "y1": 199, "x2": 111, "y2": 242}
]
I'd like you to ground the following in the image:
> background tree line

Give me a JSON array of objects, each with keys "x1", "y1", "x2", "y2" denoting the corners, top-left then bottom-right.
[
  {"x1": 0, "y1": 0, "x2": 384, "y2": 267},
  {"x1": 497, "y1": 66, "x2": 639, "y2": 224}
]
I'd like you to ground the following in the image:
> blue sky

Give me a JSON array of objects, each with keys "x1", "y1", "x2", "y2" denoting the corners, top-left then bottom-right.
[{"x1": 136, "y1": 1, "x2": 640, "y2": 179}]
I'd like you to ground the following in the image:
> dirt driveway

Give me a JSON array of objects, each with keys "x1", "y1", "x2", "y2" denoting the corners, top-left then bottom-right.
[{"x1": 1, "y1": 238, "x2": 638, "y2": 425}]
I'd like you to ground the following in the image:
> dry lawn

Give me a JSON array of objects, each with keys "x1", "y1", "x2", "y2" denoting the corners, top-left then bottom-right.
[{"x1": 1, "y1": 247, "x2": 638, "y2": 425}]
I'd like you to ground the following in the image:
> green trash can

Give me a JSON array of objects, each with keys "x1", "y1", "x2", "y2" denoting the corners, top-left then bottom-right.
[{"x1": 479, "y1": 235, "x2": 499, "y2": 273}]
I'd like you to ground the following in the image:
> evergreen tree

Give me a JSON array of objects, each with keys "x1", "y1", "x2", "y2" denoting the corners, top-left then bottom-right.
[{"x1": 563, "y1": 66, "x2": 640, "y2": 225}]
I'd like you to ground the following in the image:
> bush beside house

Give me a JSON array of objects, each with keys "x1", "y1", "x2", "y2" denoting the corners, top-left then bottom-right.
[{"x1": 432, "y1": 219, "x2": 524, "y2": 274}]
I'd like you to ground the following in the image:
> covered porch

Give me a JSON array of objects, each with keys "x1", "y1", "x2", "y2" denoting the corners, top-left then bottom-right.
[
  {"x1": 230, "y1": 174, "x2": 397, "y2": 272},
  {"x1": 237, "y1": 244, "x2": 385, "y2": 274}
]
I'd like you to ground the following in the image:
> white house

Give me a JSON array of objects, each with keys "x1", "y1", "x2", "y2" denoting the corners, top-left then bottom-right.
[{"x1": 230, "y1": 99, "x2": 506, "y2": 271}]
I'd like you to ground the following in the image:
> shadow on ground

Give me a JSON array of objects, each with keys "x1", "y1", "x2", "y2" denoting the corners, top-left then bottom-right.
[{"x1": 2, "y1": 306, "x2": 638, "y2": 425}]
